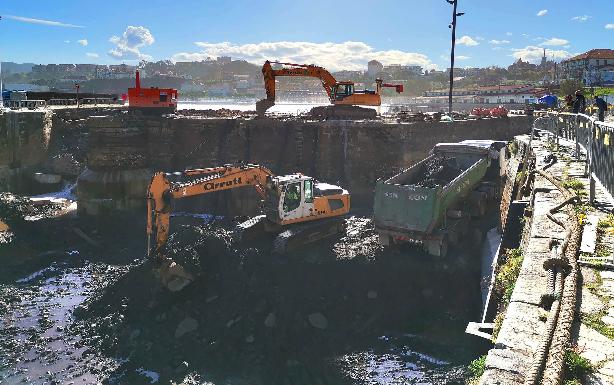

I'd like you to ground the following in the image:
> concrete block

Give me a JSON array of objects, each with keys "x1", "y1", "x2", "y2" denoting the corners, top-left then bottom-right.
[
  {"x1": 496, "y1": 301, "x2": 545, "y2": 354},
  {"x1": 577, "y1": 323, "x2": 614, "y2": 364},
  {"x1": 579, "y1": 287, "x2": 607, "y2": 315}
]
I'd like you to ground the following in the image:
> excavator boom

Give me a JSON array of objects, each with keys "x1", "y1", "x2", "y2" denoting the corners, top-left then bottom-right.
[
  {"x1": 257, "y1": 60, "x2": 404, "y2": 116},
  {"x1": 147, "y1": 164, "x2": 274, "y2": 258},
  {"x1": 146, "y1": 162, "x2": 350, "y2": 291}
]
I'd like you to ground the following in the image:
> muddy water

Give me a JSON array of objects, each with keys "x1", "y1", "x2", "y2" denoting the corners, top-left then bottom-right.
[{"x1": 0, "y1": 216, "x2": 485, "y2": 385}]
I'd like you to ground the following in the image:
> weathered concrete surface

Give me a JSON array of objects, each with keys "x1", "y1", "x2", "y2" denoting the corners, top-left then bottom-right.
[
  {"x1": 85, "y1": 114, "x2": 532, "y2": 214},
  {"x1": 0, "y1": 108, "x2": 532, "y2": 213},
  {"x1": 480, "y1": 134, "x2": 572, "y2": 385},
  {"x1": 0, "y1": 110, "x2": 53, "y2": 190},
  {"x1": 481, "y1": 133, "x2": 614, "y2": 385}
]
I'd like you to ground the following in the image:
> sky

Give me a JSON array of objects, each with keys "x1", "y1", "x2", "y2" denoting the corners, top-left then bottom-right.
[{"x1": 0, "y1": 0, "x2": 613, "y2": 71}]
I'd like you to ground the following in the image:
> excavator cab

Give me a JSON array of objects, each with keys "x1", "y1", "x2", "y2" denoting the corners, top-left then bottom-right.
[
  {"x1": 264, "y1": 175, "x2": 316, "y2": 223},
  {"x1": 331, "y1": 83, "x2": 355, "y2": 101}
]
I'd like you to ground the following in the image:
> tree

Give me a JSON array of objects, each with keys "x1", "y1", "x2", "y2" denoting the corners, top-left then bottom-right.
[{"x1": 559, "y1": 78, "x2": 584, "y2": 96}]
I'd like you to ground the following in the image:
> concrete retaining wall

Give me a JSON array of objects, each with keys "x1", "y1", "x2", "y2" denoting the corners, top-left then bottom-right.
[{"x1": 0, "y1": 108, "x2": 532, "y2": 214}]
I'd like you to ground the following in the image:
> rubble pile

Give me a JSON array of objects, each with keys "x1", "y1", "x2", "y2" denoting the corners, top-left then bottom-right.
[
  {"x1": 414, "y1": 155, "x2": 462, "y2": 188},
  {"x1": 178, "y1": 108, "x2": 256, "y2": 119}
]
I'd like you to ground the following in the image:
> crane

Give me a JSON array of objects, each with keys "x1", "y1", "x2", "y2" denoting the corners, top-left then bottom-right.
[
  {"x1": 256, "y1": 60, "x2": 404, "y2": 116},
  {"x1": 147, "y1": 163, "x2": 350, "y2": 290}
]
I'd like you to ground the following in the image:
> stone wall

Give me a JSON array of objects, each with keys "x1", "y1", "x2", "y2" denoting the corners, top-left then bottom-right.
[
  {"x1": 0, "y1": 108, "x2": 532, "y2": 215},
  {"x1": 140, "y1": 115, "x2": 532, "y2": 211},
  {"x1": 0, "y1": 110, "x2": 53, "y2": 190}
]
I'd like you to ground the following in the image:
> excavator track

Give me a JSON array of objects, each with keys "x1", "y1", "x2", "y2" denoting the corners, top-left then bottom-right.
[{"x1": 273, "y1": 217, "x2": 346, "y2": 254}]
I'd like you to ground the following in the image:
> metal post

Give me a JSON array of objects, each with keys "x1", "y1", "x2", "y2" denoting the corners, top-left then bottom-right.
[
  {"x1": 447, "y1": 0, "x2": 462, "y2": 116},
  {"x1": 575, "y1": 116, "x2": 580, "y2": 159},
  {"x1": 589, "y1": 120, "x2": 595, "y2": 204},
  {"x1": 554, "y1": 117, "x2": 567, "y2": 151}
]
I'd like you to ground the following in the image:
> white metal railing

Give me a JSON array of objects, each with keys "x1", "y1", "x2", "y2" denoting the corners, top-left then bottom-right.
[{"x1": 534, "y1": 110, "x2": 614, "y2": 205}]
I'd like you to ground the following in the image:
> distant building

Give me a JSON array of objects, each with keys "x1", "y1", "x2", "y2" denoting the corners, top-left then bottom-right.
[
  {"x1": 508, "y1": 58, "x2": 538, "y2": 72},
  {"x1": 217, "y1": 56, "x2": 232, "y2": 65},
  {"x1": 4, "y1": 83, "x2": 49, "y2": 92},
  {"x1": 561, "y1": 49, "x2": 614, "y2": 86},
  {"x1": 423, "y1": 84, "x2": 540, "y2": 104},
  {"x1": 384, "y1": 64, "x2": 423, "y2": 76},
  {"x1": 333, "y1": 70, "x2": 364, "y2": 81},
  {"x1": 96, "y1": 64, "x2": 135, "y2": 79},
  {"x1": 367, "y1": 60, "x2": 383, "y2": 78}
]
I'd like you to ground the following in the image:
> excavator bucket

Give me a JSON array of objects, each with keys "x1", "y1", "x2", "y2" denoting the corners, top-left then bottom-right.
[{"x1": 256, "y1": 99, "x2": 275, "y2": 117}]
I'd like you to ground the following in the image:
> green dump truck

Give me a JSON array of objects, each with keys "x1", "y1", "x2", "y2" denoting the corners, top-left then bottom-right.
[{"x1": 373, "y1": 140, "x2": 507, "y2": 257}]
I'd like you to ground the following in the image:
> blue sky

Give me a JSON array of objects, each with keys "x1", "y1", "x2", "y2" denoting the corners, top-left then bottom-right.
[{"x1": 1, "y1": 0, "x2": 612, "y2": 71}]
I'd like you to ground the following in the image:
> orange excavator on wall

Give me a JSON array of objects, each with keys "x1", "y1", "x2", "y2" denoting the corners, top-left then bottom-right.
[
  {"x1": 147, "y1": 163, "x2": 350, "y2": 290},
  {"x1": 256, "y1": 60, "x2": 404, "y2": 117}
]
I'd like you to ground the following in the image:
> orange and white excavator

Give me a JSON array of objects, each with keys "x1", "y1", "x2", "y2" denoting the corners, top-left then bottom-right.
[
  {"x1": 256, "y1": 60, "x2": 404, "y2": 116},
  {"x1": 147, "y1": 163, "x2": 350, "y2": 290}
]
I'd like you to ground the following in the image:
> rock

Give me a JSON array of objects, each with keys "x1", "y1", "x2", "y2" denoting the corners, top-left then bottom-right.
[
  {"x1": 308, "y1": 312, "x2": 328, "y2": 330},
  {"x1": 32, "y1": 172, "x2": 61, "y2": 184},
  {"x1": 160, "y1": 262, "x2": 194, "y2": 292},
  {"x1": 264, "y1": 313, "x2": 276, "y2": 328},
  {"x1": 245, "y1": 335, "x2": 254, "y2": 343},
  {"x1": 174, "y1": 361, "x2": 189, "y2": 375},
  {"x1": 367, "y1": 290, "x2": 378, "y2": 299},
  {"x1": 174, "y1": 317, "x2": 198, "y2": 338},
  {"x1": 47, "y1": 154, "x2": 83, "y2": 177}
]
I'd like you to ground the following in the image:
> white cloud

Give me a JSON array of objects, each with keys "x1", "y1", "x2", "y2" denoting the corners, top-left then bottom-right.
[
  {"x1": 537, "y1": 9, "x2": 548, "y2": 17},
  {"x1": 511, "y1": 46, "x2": 572, "y2": 63},
  {"x1": 86, "y1": 52, "x2": 99, "y2": 58},
  {"x1": 108, "y1": 26, "x2": 154, "y2": 60},
  {"x1": 489, "y1": 39, "x2": 510, "y2": 45},
  {"x1": 606, "y1": 24, "x2": 614, "y2": 30},
  {"x1": 456, "y1": 56, "x2": 470, "y2": 60},
  {"x1": 475, "y1": 36, "x2": 485, "y2": 41},
  {"x1": 3, "y1": 14, "x2": 84, "y2": 28},
  {"x1": 64, "y1": 40, "x2": 71, "y2": 44},
  {"x1": 540, "y1": 38, "x2": 569, "y2": 46},
  {"x1": 492, "y1": 47, "x2": 503, "y2": 51},
  {"x1": 571, "y1": 15, "x2": 591, "y2": 22},
  {"x1": 506, "y1": 32, "x2": 513, "y2": 36},
  {"x1": 78, "y1": 39, "x2": 88, "y2": 46},
  {"x1": 456, "y1": 35, "x2": 479, "y2": 46},
  {"x1": 173, "y1": 41, "x2": 438, "y2": 71}
]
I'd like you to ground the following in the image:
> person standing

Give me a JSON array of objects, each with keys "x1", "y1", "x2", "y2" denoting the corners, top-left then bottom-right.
[
  {"x1": 564, "y1": 94, "x2": 574, "y2": 111},
  {"x1": 572, "y1": 90, "x2": 586, "y2": 114},
  {"x1": 595, "y1": 95, "x2": 607, "y2": 122}
]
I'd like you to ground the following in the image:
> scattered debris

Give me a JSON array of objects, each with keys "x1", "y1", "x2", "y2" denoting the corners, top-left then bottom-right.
[
  {"x1": 175, "y1": 317, "x2": 199, "y2": 338},
  {"x1": 308, "y1": 312, "x2": 328, "y2": 330}
]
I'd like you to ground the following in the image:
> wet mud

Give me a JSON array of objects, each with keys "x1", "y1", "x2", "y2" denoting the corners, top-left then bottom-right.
[{"x1": 1, "y1": 194, "x2": 487, "y2": 385}]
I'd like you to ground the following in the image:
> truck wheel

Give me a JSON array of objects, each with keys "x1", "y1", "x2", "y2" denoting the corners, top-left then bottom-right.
[{"x1": 426, "y1": 237, "x2": 448, "y2": 258}]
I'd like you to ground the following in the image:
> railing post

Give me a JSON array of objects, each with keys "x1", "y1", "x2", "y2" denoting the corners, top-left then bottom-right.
[
  {"x1": 554, "y1": 117, "x2": 561, "y2": 151},
  {"x1": 589, "y1": 120, "x2": 595, "y2": 204},
  {"x1": 575, "y1": 116, "x2": 581, "y2": 159}
]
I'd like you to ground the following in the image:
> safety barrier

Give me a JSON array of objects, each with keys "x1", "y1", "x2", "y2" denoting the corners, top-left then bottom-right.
[
  {"x1": 534, "y1": 111, "x2": 614, "y2": 205},
  {"x1": 3, "y1": 99, "x2": 47, "y2": 109}
]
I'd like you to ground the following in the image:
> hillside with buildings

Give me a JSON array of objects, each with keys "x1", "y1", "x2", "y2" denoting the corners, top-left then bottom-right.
[{"x1": 1, "y1": 48, "x2": 613, "y2": 103}]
